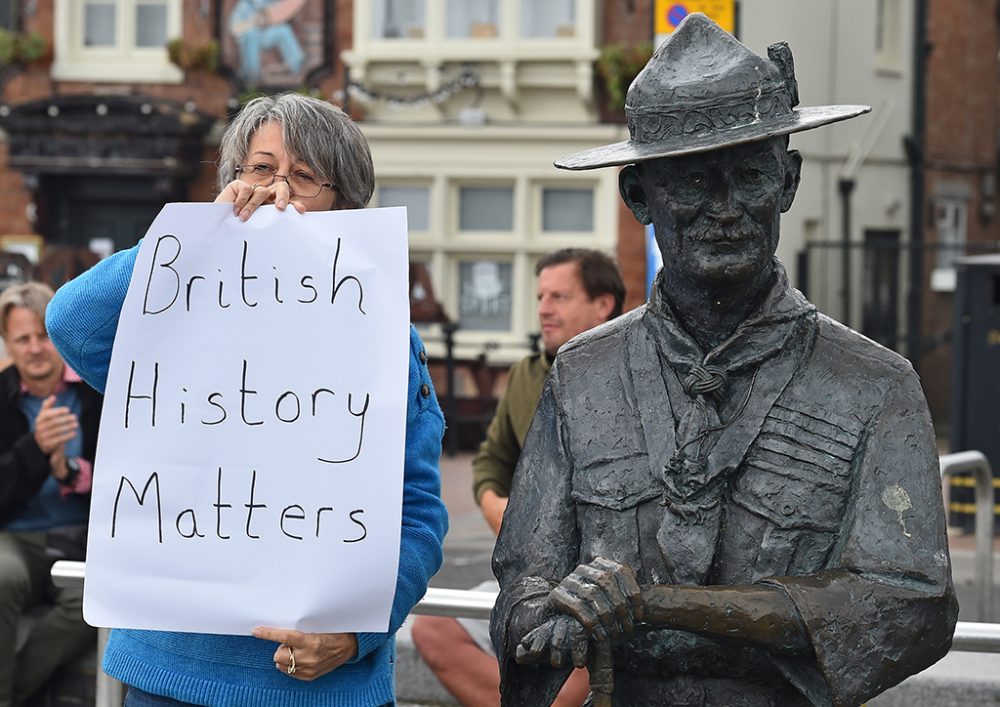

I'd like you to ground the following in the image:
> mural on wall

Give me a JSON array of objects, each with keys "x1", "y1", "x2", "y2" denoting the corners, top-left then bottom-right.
[{"x1": 221, "y1": 0, "x2": 328, "y2": 88}]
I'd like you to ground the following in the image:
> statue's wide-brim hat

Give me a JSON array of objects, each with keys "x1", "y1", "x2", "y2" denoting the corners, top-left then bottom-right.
[{"x1": 556, "y1": 13, "x2": 870, "y2": 171}]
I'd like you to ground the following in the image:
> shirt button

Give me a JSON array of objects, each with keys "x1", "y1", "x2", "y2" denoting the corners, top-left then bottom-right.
[
  {"x1": 419, "y1": 350, "x2": 428, "y2": 364},
  {"x1": 781, "y1": 503, "x2": 795, "y2": 516},
  {"x1": 420, "y1": 383, "x2": 431, "y2": 397}
]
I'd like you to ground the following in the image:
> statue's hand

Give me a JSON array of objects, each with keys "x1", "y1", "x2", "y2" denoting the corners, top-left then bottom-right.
[
  {"x1": 516, "y1": 616, "x2": 590, "y2": 668},
  {"x1": 549, "y1": 557, "x2": 643, "y2": 643}
]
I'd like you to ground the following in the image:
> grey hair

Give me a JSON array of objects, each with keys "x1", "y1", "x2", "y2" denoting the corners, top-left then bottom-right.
[
  {"x1": 0, "y1": 281, "x2": 54, "y2": 339},
  {"x1": 217, "y1": 93, "x2": 374, "y2": 209}
]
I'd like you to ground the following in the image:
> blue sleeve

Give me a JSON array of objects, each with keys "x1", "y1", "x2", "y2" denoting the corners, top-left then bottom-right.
[
  {"x1": 351, "y1": 325, "x2": 448, "y2": 661},
  {"x1": 46, "y1": 245, "x2": 141, "y2": 394}
]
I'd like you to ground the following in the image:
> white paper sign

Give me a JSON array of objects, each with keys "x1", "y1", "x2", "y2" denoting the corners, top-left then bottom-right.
[{"x1": 83, "y1": 203, "x2": 410, "y2": 635}]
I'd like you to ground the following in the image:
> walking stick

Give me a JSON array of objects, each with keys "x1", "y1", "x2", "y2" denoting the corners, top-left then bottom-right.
[{"x1": 588, "y1": 639, "x2": 614, "y2": 706}]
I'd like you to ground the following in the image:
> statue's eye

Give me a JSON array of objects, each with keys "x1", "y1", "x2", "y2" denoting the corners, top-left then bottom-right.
[
  {"x1": 738, "y1": 168, "x2": 765, "y2": 186},
  {"x1": 685, "y1": 172, "x2": 707, "y2": 187}
]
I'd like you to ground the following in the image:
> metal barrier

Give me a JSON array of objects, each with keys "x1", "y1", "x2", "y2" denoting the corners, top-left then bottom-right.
[
  {"x1": 47, "y1": 561, "x2": 1000, "y2": 706},
  {"x1": 940, "y1": 451, "x2": 995, "y2": 622}
]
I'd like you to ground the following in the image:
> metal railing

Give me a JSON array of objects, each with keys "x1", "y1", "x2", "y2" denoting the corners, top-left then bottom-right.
[
  {"x1": 940, "y1": 451, "x2": 994, "y2": 622},
  {"x1": 48, "y1": 562, "x2": 1000, "y2": 707}
]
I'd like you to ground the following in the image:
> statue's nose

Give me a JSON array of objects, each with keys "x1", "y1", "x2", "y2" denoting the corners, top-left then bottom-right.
[{"x1": 706, "y1": 184, "x2": 740, "y2": 224}]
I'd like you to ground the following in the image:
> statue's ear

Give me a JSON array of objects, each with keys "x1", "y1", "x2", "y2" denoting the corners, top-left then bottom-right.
[
  {"x1": 619, "y1": 165, "x2": 652, "y2": 225},
  {"x1": 780, "y1": 149, "x2": 802, "y2": 213}
]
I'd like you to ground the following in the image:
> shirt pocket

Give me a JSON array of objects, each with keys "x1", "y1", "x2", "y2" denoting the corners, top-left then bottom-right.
[
  {"x1": 570, "y1": 453, "x2": 660, "y2": 511},
  {"x1": 570, "y1": 454, "x2": 658, "y2": 568},
  {"x1": 732, "y1": 446, "x2": 851, "y2": 533},
  {"x1": 732, "y1": 403, "x2": 859, "y2": 533}
]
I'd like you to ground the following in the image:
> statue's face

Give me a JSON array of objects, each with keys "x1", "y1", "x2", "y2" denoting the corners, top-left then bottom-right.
[{"x1": 631, "y1": 138, "x2": 799, "y2": 288}]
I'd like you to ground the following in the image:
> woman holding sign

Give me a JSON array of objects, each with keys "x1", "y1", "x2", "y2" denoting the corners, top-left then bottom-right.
[{"x1": 46, "y1": 93, "x2": 448, "y2": 707}]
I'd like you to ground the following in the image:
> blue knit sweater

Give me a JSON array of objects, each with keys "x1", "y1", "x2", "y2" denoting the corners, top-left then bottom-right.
[{"x1": 46, "y1": 243, "x2": 448, "y2": 707}]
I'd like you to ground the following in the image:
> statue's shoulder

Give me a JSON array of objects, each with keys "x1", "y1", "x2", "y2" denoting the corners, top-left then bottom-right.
[
  {"x1": 811, "y1": 311, "x2": 915, "y2": 382},
  {"x1": 557, "y1": 305, "x2": 646, "y2": 360}
]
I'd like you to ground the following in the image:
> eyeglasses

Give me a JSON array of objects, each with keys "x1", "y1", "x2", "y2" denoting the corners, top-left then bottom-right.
[{"x1": 235, "y1": 163, "x2": 334, "y2": 199}]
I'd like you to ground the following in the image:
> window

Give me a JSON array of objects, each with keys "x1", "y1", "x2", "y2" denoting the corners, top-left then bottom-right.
[
  {"x1": 935, "y1": 199, "x2": 967, "y2": 270},
  {"x1": 135, "y1": 0, "x2": 168, "y2": 48},
  {"x1": 931, "y1": 198, "x2": 967, "y2": 292},
  {"x1": 376, "y1": 166, "x2": 612, "y2": 347},
  {"x1": 522, "y1": 0, "x2": 575, "y2": 38},
  {"x1": 378, "y1": 185, "x2": 431, "y2": 231},
  {"x1": 447, "y1": 0, "x2": 499, "y2": 38},
  {"x1": 373, "y1": 0, "x2": 425, "y2": 39},
  {"x1": 459, "y1": 186, "x2": 514, "y2": 231},
  {"x1": 875, "y1": 0, "x2": 902, "y2": 72},
  {"x1": 542, "y1": 187, "x2": 593, "y2": 232},
  {"x1": 84, "y1": 2, "x2": 116, "y2": 46},
  {"x1": 458, "y1": 259, "x2": 513, "y2": 330},
  {"x1": 0, "y1": 0, "x2": 16, "y2": 30},
  {"x1": 53, "y1": 0, "x2": 182, "y2": 83}
]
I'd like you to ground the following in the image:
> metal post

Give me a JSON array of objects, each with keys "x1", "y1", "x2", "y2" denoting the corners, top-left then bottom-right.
[
  {"x1": 905, "y1": 0, "x2": 929, "y2": 373},
  {"x1": 95, "y1": 627, "x2": 125, "y2": 707},
  {"x1": 838, "y1": 177, "x2": 855, "y2": 327},
  {"x1": 940, "y1": 451, "x2": 995, "y2": 622},
  {"x1": 442, "y1": 321, "x2": 459, "y2": 455}
]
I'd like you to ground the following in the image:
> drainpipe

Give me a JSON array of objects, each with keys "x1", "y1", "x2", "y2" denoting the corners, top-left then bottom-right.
[
  {"x1": 906, "y1": 0, "x2": 929, "y2": 373},
  {"x1": 839, "y1": 177, "x2": 855, "y2": 327}
]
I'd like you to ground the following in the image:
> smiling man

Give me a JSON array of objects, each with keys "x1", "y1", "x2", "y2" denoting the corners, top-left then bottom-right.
[
  {"x1": 492, "y1": 14, "x2": 957, "y2": 707},
  {"x1": 0, "y1": 282, "x2": 103, "y2": 707}
]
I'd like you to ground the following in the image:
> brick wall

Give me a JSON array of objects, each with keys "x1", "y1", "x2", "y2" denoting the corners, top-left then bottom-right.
[
  {"x1": 921, "y1": 0, "x2": 1000, "y2": 424},
  {"x1": 600, "y1": 0, "x2": 654, "y2": 311},
  {"x1": 0, "y1": 0, "x2": 350, "y2": 234}
]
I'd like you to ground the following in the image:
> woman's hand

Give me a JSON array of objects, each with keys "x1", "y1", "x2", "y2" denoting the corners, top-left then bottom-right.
[
  {"x1": 253, "y1": 626, "x2": 358, "y2": 680},
  {"x1": 215, "y1": 179, "x2": 307, "y2": 221}
]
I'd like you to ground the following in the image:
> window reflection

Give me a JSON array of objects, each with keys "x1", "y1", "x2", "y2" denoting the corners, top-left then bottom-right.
[
  {"x1": 459, "y1": 186, "x2": 513, "y2": 231},
  {"x1": 447, "y1": 0, "x2": 499, "y2": 38},
  {"x1": 522, "y1": 0, "x2": 575, "y2": 38},
  {"x1": 459, "y1": 260, "x2": 512, "y2": 330},
  {"x1": 85, "y1": 2, "x2": 116, "y2": 47},
  {"x1": 136, "y1": 2, "x2": 168, "y2": 48},
  {"x1": 374, "y1": 0, "x2": 426, "y2": 39},
  {"x1": 543, "y1": 188, "x2": 593, "y2": 232},
  {"x1": 380, "y1": 186, "x2": 431, "y2": 231}
]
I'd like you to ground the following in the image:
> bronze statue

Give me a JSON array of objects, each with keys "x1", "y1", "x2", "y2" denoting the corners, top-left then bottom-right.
[{"x1": 491, "y1": 14, "x2": 957, "y2": 707}]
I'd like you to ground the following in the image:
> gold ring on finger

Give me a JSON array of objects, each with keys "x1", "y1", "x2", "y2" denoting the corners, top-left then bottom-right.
[{"x1": 287, "y1": 645, "x2": 296, "y2": 675}]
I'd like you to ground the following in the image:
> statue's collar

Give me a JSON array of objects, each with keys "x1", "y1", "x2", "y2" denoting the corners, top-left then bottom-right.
[{"x1": 646, "y1": 259, "x2": 814, "y2": 366}]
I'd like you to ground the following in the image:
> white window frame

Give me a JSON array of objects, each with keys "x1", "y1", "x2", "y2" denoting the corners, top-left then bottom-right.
[
  {"x1": 377, "y1": 172, "x2": 610, "y2": 349},
  {"x1": 53, "y1": 0, "x2": 183, "y2": 83},
  {"x1": 348, "y1": 0, "x2": 597, "y2": 99},
  {"x1": 365, "y1": 0, "x2": 592, "y2": 51}
]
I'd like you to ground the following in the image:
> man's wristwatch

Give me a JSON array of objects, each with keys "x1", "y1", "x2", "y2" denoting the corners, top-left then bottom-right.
[{"x1": 59, "y1": 457, "x2": 81, "y2": 487}]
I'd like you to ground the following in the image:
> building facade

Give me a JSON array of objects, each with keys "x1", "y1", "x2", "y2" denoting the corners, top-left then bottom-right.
[
  {"x1": 0, "y1": 0, "x2": 653, "y2": 368},
  {"x1": 1, "y1": 0, "x2": 990, "y2": 430},
  {"x1": 345, "y1": 0, "x2": 649, "y2": 363}
]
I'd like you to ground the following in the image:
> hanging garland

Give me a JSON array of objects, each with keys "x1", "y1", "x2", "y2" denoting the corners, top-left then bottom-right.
[{"x1": 345, "y1": 65, "x2": 481, "y2": 111}]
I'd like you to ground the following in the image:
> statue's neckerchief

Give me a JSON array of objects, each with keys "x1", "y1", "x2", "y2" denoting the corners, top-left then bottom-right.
[{"x1": 639, "y1": 261, "x2": 816, "y2": 584}]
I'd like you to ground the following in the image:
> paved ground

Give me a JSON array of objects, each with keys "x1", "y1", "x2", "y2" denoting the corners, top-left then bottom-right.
[{"x1": 429, "y1": 452, "x2": 495, "y2": 591}]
